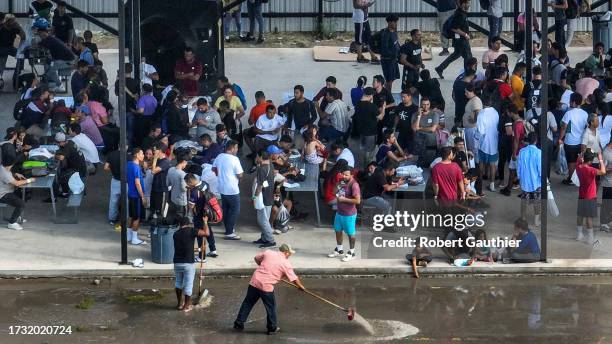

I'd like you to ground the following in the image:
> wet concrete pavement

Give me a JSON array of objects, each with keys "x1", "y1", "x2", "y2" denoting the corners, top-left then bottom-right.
[{"x1": 1, "y1": 276, "x2": 612, "y2": 343}]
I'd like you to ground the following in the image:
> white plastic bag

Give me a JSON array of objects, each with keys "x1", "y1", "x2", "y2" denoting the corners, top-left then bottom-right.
[
  {"x1": 571, "y1": 170, "x2": 580, "y2": 187},
  {"x1": 547, "y1": 183, "x2": 560, "y2": 217},
  {"x1": 251, "y1": 180, "x2": 264, "y2": 210},
  {"x1": 557, "y1": 145, "x2": 568, "y2": 176},
  {"x1": 68, "y1": 172, "x2": 84, "y2": 194}
]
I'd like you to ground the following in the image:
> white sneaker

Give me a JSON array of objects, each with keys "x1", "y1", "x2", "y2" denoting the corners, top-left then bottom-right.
[
  {"x1": 341, "y1": 251, "x2": 355, "y2": 262},
  {"x1": 327, "y1": 248, "x2": 344, "y2": 258},
  {"x1": 7, "y1": 222, "x2": 23, "y2": 230},
  {"x1": 600, "y1": 224, "x2": 611, "y2": 233},
  {"x1": 130, "y1": 237, "x2": 146, "y2": 245},
  {"x1": 488, "y1": 183, "x2": 495, "y2": 192},
  {"x1": 576, "y1": 232, "x2": 584, "y2": 241}
]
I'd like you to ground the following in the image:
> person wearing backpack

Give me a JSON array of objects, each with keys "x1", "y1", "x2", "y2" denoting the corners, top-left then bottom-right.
[
  {"x1": 436, "y1": 0, "x2": 457, "y2": 56},
  {"x1": 435, "y1": 0, "x2": 472, "y2": 80},
  {"x1": 547, "y1": 0, "x2": 568, "y2": 47},
  {"x1": 525, "y1": 103, "x2": 558, "y2": 179},
  {"x1": 186, "y1": 173, "x2": 220, "y2": 262},
  {"x1": 379, "y1": 14, "x2": 400, "y2": 92}
]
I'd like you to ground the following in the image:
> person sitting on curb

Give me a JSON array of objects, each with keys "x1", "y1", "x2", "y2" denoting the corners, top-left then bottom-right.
[
  {"x1": 173, "y1": 216, "x2": 209, "y2": 313},
  {"x1": 503, "y1": 218, "x2": 541, "y2": 263}
]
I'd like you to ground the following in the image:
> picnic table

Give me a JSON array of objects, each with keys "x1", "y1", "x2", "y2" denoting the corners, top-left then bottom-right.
[
  {"x1": 21, "y1": 174, "x2": 57, "y2": 218},
  {"x1": 392, "y1": 168, "x2": 430, "y2": 210}
]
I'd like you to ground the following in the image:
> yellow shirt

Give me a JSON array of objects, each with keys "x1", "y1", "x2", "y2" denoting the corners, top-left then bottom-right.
[
  {"x1": 215, "y1": 96, "x2": 242, "y2": 112},
  {"x1": 510, "y1": 74, "x2": 525, "y2": 111}
]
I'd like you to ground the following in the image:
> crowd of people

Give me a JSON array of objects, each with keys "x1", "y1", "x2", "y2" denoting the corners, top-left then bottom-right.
[{"x1": 0, "y1": 0, "x2": 611, "y2": 322}]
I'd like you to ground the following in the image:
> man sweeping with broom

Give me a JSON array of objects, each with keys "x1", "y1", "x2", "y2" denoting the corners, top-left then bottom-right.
[
  {"x1": 173, "y1": 216, "x2": 210, "y2": 312},
  {"x1": 234, "y1": 244, "x2": 305, "y2": 335}
]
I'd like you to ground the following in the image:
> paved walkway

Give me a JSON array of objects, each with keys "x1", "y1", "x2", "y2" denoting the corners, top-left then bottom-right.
[{"x1": 0, "y1": 46, "x2": 611, "y2": 278}]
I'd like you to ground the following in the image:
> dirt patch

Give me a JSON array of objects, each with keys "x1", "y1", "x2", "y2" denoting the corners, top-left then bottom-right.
[{"x1": 93, "y1": 31, "x2": 593, "y2": 50}]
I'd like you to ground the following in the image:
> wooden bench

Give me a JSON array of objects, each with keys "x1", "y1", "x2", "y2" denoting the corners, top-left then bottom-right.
[{"x1": 53, "y1": 193, "x2": 84, "y2": 224}]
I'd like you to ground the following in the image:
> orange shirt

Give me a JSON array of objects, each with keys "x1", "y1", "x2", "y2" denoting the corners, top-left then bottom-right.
[
  {"x1": 249, "y1": 102, "x2": 271, "y2": 125},
  {"x1": 510, "y1": 74, "x2": 525, "y2": 111}
]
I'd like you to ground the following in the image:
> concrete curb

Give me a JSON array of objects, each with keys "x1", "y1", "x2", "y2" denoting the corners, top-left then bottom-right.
[{"x1": 3, "y1": 265, "x2": 612, "y2": 278}]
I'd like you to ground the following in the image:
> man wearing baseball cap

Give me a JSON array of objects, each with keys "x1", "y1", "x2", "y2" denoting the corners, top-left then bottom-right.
[{"x1": 234, "y1": 244, "x2": 305, "y2": 335}]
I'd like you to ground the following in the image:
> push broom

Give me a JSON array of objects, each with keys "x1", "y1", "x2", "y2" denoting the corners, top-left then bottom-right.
[{"x1": 281, "y1": 279, "x2": 355, "y2": 321}]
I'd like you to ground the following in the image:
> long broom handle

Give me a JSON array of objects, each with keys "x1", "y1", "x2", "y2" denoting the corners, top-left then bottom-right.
[{"x1": 281, "y1": 279, "x2": 348, "y2": 312}]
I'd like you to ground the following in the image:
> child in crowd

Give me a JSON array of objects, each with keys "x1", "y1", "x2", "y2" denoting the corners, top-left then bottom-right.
[{"x1": 406, "y1": 238, "x2": 432, "y2": 278}]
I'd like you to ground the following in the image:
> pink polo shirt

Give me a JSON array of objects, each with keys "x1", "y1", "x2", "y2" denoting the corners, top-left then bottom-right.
[{"x1": 250, "y1": 250, "x2": 298, "y2": 292}]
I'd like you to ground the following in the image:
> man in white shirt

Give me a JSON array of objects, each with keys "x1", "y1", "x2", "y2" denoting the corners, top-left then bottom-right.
[
  {"x1": 68, "y1": 123, "x2": 100, "y2": 173},
  {"x1": 559, "y1": 93, "x2": 589, "y2": 185},
  {"x1": 255, "y1": 104, "x2": 286, "y2": 153},
  {"x1": 212, "y1": 140, "x2": 244, "y2": 239},
  {"x1": 331, "y1": 140, "x2": 355, "y2": 168},
  {"x1": 140, "y1": 57, "x2": 159, "y2": 86},
  {"x1": 353, "y1": 0, "x2": 378, "y2": 63},
  {"x1": 477, "y1": 104, "x2": 499, "y2": 192}
]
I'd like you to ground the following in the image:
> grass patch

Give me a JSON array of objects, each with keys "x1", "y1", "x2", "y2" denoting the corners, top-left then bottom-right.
[
  {"x1": 75, "y1": 296, "x2": 94, "y2": 310},
  {"x1": 74, "y1": 325, "x2": 90, "y2": 332},
  {"x1": 124, "y1": 290, "x2": 167, "y2": 304}
]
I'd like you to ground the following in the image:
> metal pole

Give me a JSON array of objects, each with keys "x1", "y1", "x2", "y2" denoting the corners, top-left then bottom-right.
[
  {"x1": 525, "y1": 0, "x2": 533, "y2": 83},
  {"x1": 131, "y1": 0, "x2": 141, "y2": 85},
  {"x1": 513, "y1": 0, "x2": 520, "y2": 51},
  {"x1": 9, "y1": 0, "x2": 14, "y2": 14},
  {"x1": 118, "y1": 0, "x2": 129, "y2": 265},
  {"x1": 540, "y1": 0, "x2": 549, "y2": 262}
]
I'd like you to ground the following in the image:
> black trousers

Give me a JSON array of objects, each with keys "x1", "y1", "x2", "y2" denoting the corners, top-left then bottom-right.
[
  {"x1": 0, "y1": 193, "x2": 24, "y2": 223},
  {"x1": 554, "y1": 19, "x2": 566, "y2": 47},
  {"x1": 602, "y1": 187, "x2": 612, "y2": 225},
  {"x1": 438, "y1": 38, "x2": 472, "y2": 72},
  {"x1": 234, "y1": 285, "x2": 277, "y2": 331}
]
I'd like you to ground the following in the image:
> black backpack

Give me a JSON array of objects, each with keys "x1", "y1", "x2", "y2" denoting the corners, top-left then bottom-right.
[
  {"x1": 13, "y1": 98, "x2": 31, "y2": 121},
  {"x1": 479, "y1": 0, "x2": 491, "y2": 10},
  {"x1": 442, "y1": 15, "x2": 456, "y2": 39},
  {"x1": 370, "y1": 29, "x2": 384, "y2": 54},
  {"x1": 566, "y1": 0, "x2": 580, "y2": 19},
  {"x1": 525, "y1": 108, "x2": 541, "y2": 138}
]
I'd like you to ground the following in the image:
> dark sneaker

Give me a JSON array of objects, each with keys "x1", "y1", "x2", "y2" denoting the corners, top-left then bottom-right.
[
  {"x1": 434, "y1": 66, "x2": 444, "y2": 79},
  {"x1": 256, "y1": 37, "x2": 265, "y2": 44},
  {"x1": 259, "y1": 241, "x2": 277, "y2": 248},
  {"x1": 438, "y1": 49, "x2": 450, "y2": 56},
  {"x1": 234, "y1": 322, "x2": 244, "y2": 331},
  {"x1": 267, "y1": 327, "x2": 280, "y2": 335},
  {"x1": 500, "y1": 188, "x2": 511, "y2": 197},
  {"x1": 253, "y1": 238, "x2": 266, "y2": 244}
]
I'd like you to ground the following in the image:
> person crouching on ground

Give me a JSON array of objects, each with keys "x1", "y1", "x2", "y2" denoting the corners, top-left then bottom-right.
[
  {"x1": 173, "y1": 216, "x2": 209, "y2": 312},
  {"x1": 406, "y1": 238, "x2": 432, "y2": 278},
  {"x1": 234, "y1": 244, "x2": 305, "y2": 335},
  {"x1": 328, "y1": 165, "x2": 361, "y2": 262}
]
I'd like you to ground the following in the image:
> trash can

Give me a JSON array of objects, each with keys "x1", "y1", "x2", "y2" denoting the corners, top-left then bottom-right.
[
  {"x1": 150, "y1": 225, "x2": 177, "y2": 264},
  {"x1": 593, "y1": 11, "x2": 612, "y2": 51}
]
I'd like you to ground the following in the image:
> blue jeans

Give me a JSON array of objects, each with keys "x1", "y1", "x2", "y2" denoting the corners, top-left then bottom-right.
[
  {"x1": 364, "y1": 196, "x2": 392, "y2": 215},
  {"x1": 195, "y1": 216, "x2": 216, "y2": 255},
  {"x1": 487, "y1": 15, "x2": 502, "y2": 43},
  {"x1": 247, "y1": 2, "x2": 264, "y2": 38},
  {"x1": 108, "y1": 178, "x2": 121, "y2": 222},
  {"x1": 224, "y1": 11, "x2": 242, "y2": 37},
  {"x1": 235, "y1": 285, "x2": 277, "y2": 331},
  {"x1": 319, "y1": 125, "x2": 345, "y2": 142},
  {"x1": 221, "y1": 194, "x2": 240, "y2": 235},
  {"x1": 174, "y1": 263, "x2": 195, "y2": 296}
]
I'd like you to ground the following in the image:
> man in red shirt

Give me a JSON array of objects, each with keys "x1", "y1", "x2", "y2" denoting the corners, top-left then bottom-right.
[
  {"x1": 174, "y1": 47, "x2": 203, "y2": 97},
  {"x1": 575, "y1": 150, "x2": 606, "y2": 244},
  {"x1": 234, "y1": 244, "x2": 305, "y2": 335},
  {"x1": 432, "y1": 147, "x2": 465, "y2": 204}
]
